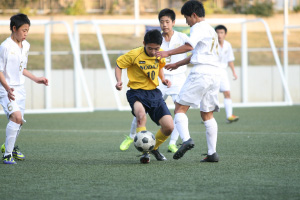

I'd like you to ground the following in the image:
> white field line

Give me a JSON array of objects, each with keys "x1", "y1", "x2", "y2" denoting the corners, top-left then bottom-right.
[{"x1": 0, "y1": 129, "x2": 298, "y2": 135}]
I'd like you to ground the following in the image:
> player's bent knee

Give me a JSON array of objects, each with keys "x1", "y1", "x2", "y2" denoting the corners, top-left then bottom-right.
[
  {"x1": 9, "y1": 112, "x2": 23, "y2": 125},
  {"x1": 135, "y1": 112, "x2": 147, "y2": 124},
  {"x1": 159, "y1": 116, "x2": 174, "y2": 136},
  {"x1": 165, "y1": 124, "x2": 174, "y2": 136}
]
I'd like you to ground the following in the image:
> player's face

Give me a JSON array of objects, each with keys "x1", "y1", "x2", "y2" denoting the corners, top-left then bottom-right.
[
  {"x1": 216, "y1": 29, "x2": 226, "y2": 43},
  {"x1": 184, "y1": 13, "x2": 197, "y2": 27},
  {"x1": 12, "y1": 24, "x2": 30, "y2": 42},
  {"x1": 144, "y1": 43, "x2": 161, "y2": 57},
  {"x1": 159, "y1": 16, "x2": 175, "y2": 34}
]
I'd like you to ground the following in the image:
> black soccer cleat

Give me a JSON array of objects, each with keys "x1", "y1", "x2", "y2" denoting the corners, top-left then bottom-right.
[
  {"x1": 151, "y1": 149, "x2": 167, "y2": 161},
  {"x1": 200, "y1": 152, "x2": 219, "y2": 162},
  {"x1": 140, "y1": 152, "x2": 150, "y2": 164},
  {"x1": 173, "y1": 138, "x2": 195, "y2": 160}
]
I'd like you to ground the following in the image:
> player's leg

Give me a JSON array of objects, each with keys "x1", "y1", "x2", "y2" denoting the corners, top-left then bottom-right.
[
  {"x1": 3, "y1": 112, "x2": 22, "y2": 164},
  {"x1": 200, "y1": 73, "x2": 220, "y2": 162},
  {"x1": 220, "y1": 71, "x2": 238, "y2": 123},
  {"x1": 168, "y1": 127, "x2": 179, "y2": 153},
  {"x1": 8, "y1": 111, "x2": 24, "y2": 160},
  {"x1": 200, "y1": 111, "x2": 219, "y2": 162},
  {"x1": 120, "y1": 117, "x2": 137, "y2": 151},
  {"x1": 0, "y1": 95, "x2": 23, "y2": 164},
  {"x1": 12, "y1": 94, "x2": 26, "y2": 160},
  {"x1": 133, "y1": 101, "x2": 147, "y2": 132},
  {"x1": 173, "y1": 103, "x2": 195, "y2": 160},
  {"x1": 132, "y1": 101, "x2": 150, "y2": 163},
  {"x1": 167, "y1": 93, "x2": 181, "y2": 153},
  {"x1": 223, "y1": 91, "x2": 239, "y2": 123},
  {"x1": 154, "y1": 115, "x2": 173, "y2": 150},
  {"x1": 172, "y1": 71, "x2": 207, "y2": 160},
  {"x1": 148, "y1": 94, "x2": 173, "y2": 161},
  {"x1": 223, "y1": 91, "x2": 232, "y2": 118}
]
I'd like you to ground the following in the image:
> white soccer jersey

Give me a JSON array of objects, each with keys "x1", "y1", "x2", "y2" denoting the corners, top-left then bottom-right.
[
  {"x1": 0, "y1": 37, "x2": 30, "y2": 87},
  {"x1": 218, "y1": 40, "x2": 235, "y2": 69},
  {"x1": 161, "y1": 31, "x2": 190, "y2": 75},
  {"x1": 188, "y1": 21, "x2": 220, "y2": 67}
]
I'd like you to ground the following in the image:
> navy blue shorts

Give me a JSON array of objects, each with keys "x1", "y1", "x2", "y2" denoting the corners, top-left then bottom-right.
[{"x1": 126, "y1": 88, "x2": 171, "y2": 125}]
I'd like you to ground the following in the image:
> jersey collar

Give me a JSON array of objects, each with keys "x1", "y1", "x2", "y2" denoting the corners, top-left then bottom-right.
[{"x1": 144, "y1": 47, "x2": 150, "y2": 57}]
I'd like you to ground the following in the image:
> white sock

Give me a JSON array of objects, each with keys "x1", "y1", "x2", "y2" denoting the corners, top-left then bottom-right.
[
  {"x1": 4, "y1": 121, "x2": 21, "y2": 157},
  {"x1": 16, "y1": 125, "x2": 22, "y2": 140},
  {"x1": 224, "y1": 98, "x2": 233, "y2": 118},
  {"x1": 204, "y1": 118, "x2": 218, "y2": 155},
  {"x1": 169, "y1": 121, "x2": 179, "y2": 145},
  {"x1": 129, "y1": 117, "x2": 137, "y2": 139},
  {"x1": 174, "y1": 113, "x2": 190, "y2": 142}
]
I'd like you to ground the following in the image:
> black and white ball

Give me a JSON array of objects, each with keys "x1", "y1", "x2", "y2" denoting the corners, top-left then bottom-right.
[{"x1": 134, "y1": 131, "x2": 156, "y2": 152}]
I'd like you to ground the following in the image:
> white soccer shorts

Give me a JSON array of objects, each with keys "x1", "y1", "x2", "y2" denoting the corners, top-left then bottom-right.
[
  {"x1": 158, "y1": 73, "x2": 186, "y2": 102},
  {"x1": 219, "y1": 69, "x2": 230, "y2": 92},
  {"x1": 176, "y1": 65, "x2": 221, "y2": 112},
  {"x1": 0, "y1": 85, "x2": 26, "y2": 120}
]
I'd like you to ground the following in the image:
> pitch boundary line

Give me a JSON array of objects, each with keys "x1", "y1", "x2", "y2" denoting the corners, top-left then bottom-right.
[{"x1": 1, "y1": 129, "x2": 298, "y2": 135}]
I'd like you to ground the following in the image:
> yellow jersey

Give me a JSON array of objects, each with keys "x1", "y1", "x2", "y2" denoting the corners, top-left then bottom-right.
[{"x1": 116, "y1": 46, "x2": 166, "y2": 90}]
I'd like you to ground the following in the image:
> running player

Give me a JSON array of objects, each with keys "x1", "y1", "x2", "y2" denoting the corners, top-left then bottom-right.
[
  {"x1": 119, "y1": 8, "x2": 190, "y2": 153},
  {"x1": 215, "y1": 25, "x2": 239, "y2": 123},
  {"x1": 156, "y1": 0, "x2": 221, "y2": 162},
  {"x1": 0, "y1": 13, "x2": 48, "y2": 164},
  {"x1": 115, "y1": 29, "x2": 174, "y2": 164}
]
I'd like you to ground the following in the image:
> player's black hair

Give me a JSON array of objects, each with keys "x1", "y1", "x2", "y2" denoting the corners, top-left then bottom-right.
[
  {"x1": 10, "y1": 13, "x2": 30, "y2": 32},
  {"x1": 181, "y1": 0, "x2": 205, "y2": 17},
  {"x1": 215, "y1": 25, "x2": 227, "y2": 34},
  {"x1": 158, "y1": 8, "x2": 176, "y2": 21},
  {"x1": 144, "y1": 29, "x2": 162, "y2": 45}
]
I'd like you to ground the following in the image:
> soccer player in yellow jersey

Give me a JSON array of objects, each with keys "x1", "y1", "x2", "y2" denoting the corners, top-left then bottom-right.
[{"x1": 115, "y1": 29, "x2": 174, "y2": 164}]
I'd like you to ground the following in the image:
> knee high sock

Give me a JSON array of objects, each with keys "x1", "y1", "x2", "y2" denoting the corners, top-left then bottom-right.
[
  {"x1": 130, "y1": 117, "x2": 137, "y2": 139},
  {"x1": 174, "y1": 113, "x2": 190, "y2": 142},
  {"x1": 136, "y1": 126, "x2": 146, "y2": 133},
  {"x1": 224, "y1": 98, "x2": 233, "y2": 118},
  {"x1": 169, "y1": 121, "x2": 179, "y2": 145},
  {"x1": 204, "y1": 118, "x2": 218, "y2": 155},
  {"x1": 4, "y1": 121, "x2": 21, "y2": 157},
  {"x1": 154, "y1": 129, "x2": 169, "y2": 150}
]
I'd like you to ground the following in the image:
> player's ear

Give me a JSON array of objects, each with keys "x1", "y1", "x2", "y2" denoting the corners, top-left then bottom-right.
[
  {"x1": 143, "y1": 41, "x2": 145, "y2": 46},
  {"x1": 172, "y1": 20, "x2": 175, "y2": 26},
  {"x1": 12, "y1": 26, "x2": 17, "y2": 32},
  {"x1": 192, "y1": 12, "x2": 197, "y2": 19}
]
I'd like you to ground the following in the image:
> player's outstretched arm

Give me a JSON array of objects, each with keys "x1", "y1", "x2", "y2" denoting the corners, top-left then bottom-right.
[
  {"x1": 228, "y1": 61, "x2": 238, "y2": 80},
  {"x1": 0, "y1": 72, "x2": 15, "y2": 101},
  {"x1": 158, "y1": 68, "x2": 171, "y2": 88},
  {"x1": 23, "y1": 69, "x2": 49, "y2": 86},
  {"x1": 165, "y1": 55, "x2": 192, "y2": 71},
  {"x1": 115, "y1": 66, "x2": 123, "y2": 91},
  {"x1": 156, "y1": 43, "x2": 193, "y2": 58}
]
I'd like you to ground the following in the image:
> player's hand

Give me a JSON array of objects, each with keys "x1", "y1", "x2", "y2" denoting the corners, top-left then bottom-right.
[
  {"x1": 156, "y1": 51, "x2": 169, "y2": 59},
  {"x1": 165, "y1": 63, "x2": 179, "y2": 71},
  {"x1": 233, "y1": 73, "x2": 238, "y2": 80},
  {"x1": 7, "y1": 88, "x2": 15, "y2": 101},
  {"x1": 162, "y1": 79, "x2": 171, "y2": 88},
  {"x1": 115, "y1": 81, "x2": 123, "y2": 91},
  {"x1": 36, "y1": 77, "x2": 49, "y2": 86}
]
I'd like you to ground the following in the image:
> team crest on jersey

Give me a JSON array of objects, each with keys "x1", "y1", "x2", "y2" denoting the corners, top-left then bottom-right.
[{"x1": 139, "y1": 61, "x2": 145, "y2": 64}]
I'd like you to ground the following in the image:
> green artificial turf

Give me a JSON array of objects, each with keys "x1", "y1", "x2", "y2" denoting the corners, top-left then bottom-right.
[{"x1": 0, "y1": 106, "x2": 299, "y2": 200}]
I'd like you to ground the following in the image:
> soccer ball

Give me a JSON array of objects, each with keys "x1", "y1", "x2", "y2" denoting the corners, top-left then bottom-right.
[{"x1": 134, "y1": 131, "x2": 156, "y2": 152}]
